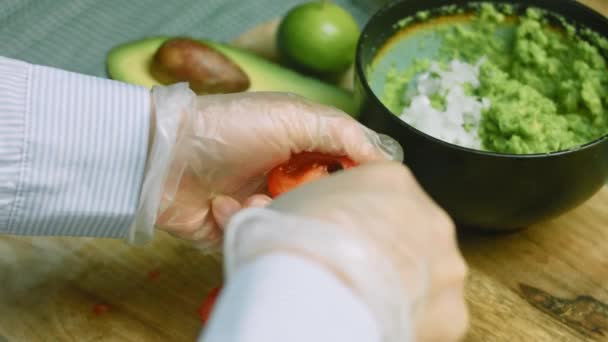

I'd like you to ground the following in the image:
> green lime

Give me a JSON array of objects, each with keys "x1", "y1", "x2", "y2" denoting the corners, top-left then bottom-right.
[{"x1": 277, "y1": 1, "x2": 359, "y2": 74}]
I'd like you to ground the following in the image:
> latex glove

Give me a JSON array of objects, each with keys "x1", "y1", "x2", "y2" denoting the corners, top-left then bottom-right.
[
  {"x1": 129, "y1": 83, "x2": 402, "y2": 248},
  {"x1": 224, "y1": 162, "x2": 468, "y2": 342}
]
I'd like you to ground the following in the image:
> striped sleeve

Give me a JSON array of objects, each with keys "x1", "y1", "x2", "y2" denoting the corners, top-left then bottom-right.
[{"x1": 0, "y1": 56, "x2": 151, "y2": 238}]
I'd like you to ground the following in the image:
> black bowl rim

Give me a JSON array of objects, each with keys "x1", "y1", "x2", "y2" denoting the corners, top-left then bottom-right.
[{"x1": 355, "y1": 0, "x2": 608, "y2": 159}]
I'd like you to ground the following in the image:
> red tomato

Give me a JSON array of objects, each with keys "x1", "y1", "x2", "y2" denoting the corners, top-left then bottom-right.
[
  {"x1": 267, "y1": 152, "x2": 357, "y2": 198},
  {"x1": 199, "y1": 287, "x2": 222, "y2": 325}
]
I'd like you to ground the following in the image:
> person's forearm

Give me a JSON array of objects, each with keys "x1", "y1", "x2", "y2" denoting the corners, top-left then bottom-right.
[
  {"x1": 0, "y1": 56, "x2": 150, "y2": 238},
  {"x1": 201, "y1": 253, "x2": 384, "y2": 342}
]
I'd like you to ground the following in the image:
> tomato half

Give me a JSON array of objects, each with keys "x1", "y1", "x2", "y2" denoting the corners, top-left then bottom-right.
[
  {"x1": 267, "y1": 152, "x2": 357, "y2": 198},
  {"x1": 199, "y1": 286, "x2": 222, "y2": 325}
]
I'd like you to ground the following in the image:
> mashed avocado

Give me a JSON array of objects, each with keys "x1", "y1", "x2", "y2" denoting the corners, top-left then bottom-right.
[{"x1": 380, "y1": 4, "x2": 608, "y2": 154}]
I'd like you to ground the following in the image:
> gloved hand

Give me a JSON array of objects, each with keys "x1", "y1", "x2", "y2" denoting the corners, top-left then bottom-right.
[
  {"x1": 129, "y1": 83, "x2": 402, "y2": 248},
  {"x1": 224, "y1": 162, "x2": 468, "y2": 342}
]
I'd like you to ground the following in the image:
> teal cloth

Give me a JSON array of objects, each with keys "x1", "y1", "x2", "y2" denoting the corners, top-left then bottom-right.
[{"x1": 0, "y1": 0, "x2": 385, "y2": 77}]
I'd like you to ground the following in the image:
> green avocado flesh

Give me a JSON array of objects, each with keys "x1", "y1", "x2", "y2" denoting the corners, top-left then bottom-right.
[
  {"x1": 106, "y1": 37, "x2": 356, "y2": 115},
  {"x1": 371, "y1": 4, "x2": 608, "y2": 154}
]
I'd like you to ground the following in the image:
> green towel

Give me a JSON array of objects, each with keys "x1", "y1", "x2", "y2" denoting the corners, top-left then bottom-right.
[{"x1": 0, "y1": 0, "x2": 384, "y2": 77}]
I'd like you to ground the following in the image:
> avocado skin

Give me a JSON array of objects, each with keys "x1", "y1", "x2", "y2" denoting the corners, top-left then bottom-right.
[{"x1": 106, "y1": 36, "x2": 356, "y2": 116}]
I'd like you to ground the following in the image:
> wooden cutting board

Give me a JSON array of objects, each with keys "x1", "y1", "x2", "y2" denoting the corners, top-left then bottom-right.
[
  {"x1": 1, "y1": 1, "x2": 607, "y2": 341},
  {"x1": 0, "y1": 187, "x2": 605, "y2": 342}
]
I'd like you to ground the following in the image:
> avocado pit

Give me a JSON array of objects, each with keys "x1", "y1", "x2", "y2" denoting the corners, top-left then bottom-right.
[{"x1": 151, "y1": 38, "x2": 250, "y2": 94}]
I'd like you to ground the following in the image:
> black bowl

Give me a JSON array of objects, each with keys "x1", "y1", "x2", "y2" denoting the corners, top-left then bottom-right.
[{"x1": 355, "y1": 0, "x2": 608, "y2": 230}]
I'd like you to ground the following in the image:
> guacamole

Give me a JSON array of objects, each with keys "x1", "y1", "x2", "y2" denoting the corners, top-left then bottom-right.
[{"x1": 379, "y1": 4, "x2": 608, "y2": 154}]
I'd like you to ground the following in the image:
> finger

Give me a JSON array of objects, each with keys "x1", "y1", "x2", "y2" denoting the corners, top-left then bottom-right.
[
  {"x1": 314, "y1": 116, "x2": 403, "y2": 163},
  {"x1": 377, "y1": 133, "x2": 404, "y2": 162},
  {"x1": 212, "y1": 195, "x2": 242, "y2": 229},
  {"x1": 415, "y1": 285, "x2": 469, "y2": 342},
  {"x1": 163, "y1": 211, "x2": 222, "y2": 247},
  {"x1": 156, "y1": 203, "x2": 210, "y2": 235},
  {"x1": 264, "y1": 94, "x2": 402, "y2": 163},
  {"x1": 243, "y1": 194, "x2": 272, "y2": 208}
]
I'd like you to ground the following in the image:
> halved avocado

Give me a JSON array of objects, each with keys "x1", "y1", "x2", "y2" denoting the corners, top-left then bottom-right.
[{"x1": 106, "y1": 37, "x2": 356, "y2": 115}]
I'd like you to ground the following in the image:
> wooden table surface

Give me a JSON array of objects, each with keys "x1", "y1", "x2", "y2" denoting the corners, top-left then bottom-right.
[{"x1": 1, "y1": 1, "x2": 608, "y2": 341}]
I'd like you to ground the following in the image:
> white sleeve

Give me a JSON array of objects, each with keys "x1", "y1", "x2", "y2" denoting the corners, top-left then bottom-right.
[
  {"x1": 200, "y1": 253, "x2": 383, "y2": 342},
  {"x1": 0, "y1": 56, "x2": 150, "y2": 238}
]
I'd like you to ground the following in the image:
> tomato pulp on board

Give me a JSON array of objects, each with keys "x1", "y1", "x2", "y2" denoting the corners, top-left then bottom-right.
[
  {"x1": 267, "y1": 152, "x2": 357, "y2": 198},
  {"x1": 92, "y1": 303, "x2": 109, "y2": 316},
  {"x1": 199, "y1": 287, "x2": 222, "y2": 325}
]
